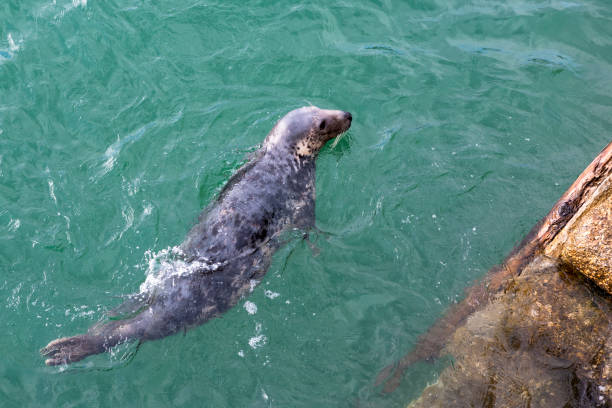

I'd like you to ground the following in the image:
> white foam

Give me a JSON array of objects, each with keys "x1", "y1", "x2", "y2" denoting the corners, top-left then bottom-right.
[
  {"x1": 249, "y1": 279, "x2": 259, "y2": 292},
  {"x1": 248, "y1": 322, "x2": 267, "y2": 349},
  {"x1": 142, "y1": 203, "x2": 153, "y2": 216},
  {"x1": 248, "y1": 334, "x2": 267, "y2": 349},
  {"x1": 264, "y1": 290, "x2": 280, "y2": 299},
  {"x1": 243, "y1": 301, "x2": 257, "y2": 315},
  {"x1": 139, "y1": 246, "x2": 225, "y2": 294}
]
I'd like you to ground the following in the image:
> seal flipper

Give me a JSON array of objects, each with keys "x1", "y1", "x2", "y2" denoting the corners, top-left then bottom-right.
[
  {"x1": 40, "y1": 334, "x2": 106, "y2": 366},
  {"x1": 41, "y1": 309, "x2": 150, "y2": 366},
  {"x1": 292, "y1": 196, "x2": 316, "y2": 230}
]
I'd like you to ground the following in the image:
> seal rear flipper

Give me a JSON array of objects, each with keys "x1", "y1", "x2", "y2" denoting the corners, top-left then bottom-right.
[
  {"x1": 41, "y1": 314, "x2": 148, "y2": 366},
  {"x1": 40, "y1": 334, "x2": 106, "y2": 366}
]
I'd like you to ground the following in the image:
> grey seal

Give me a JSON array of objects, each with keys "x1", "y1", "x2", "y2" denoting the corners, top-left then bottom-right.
[{"x1": 41, "y1": 106, "x2": 352, "y2": 365}]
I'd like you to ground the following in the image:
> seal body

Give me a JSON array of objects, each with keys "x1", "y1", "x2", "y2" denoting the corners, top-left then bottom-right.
[{"x1": 41, "y1": 106, "x2": 352, "y2": 365}]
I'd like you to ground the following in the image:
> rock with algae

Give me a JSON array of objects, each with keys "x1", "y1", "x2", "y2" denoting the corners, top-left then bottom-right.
[
  {"x1": 376, "y1": 143, "x2": 612, "y2": 403},
  {"x1": 409, "y1": 256, "x2": 611, "y2": 408},
  {"x1": 546, "y1": 176, "x2": 612, "y2": 295}
]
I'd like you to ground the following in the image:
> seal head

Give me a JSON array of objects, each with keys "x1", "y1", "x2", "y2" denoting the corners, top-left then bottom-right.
[{"x1": 264, "y1": 106, "x2": 352, "y2": 158}]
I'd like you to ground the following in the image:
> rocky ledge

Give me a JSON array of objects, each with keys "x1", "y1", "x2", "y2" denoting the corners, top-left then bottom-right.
[{"x1": 377, "y1": 142, "x2": 612, "y2": 407}]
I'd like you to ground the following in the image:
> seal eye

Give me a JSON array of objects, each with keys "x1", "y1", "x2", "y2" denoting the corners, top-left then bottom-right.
[{"x1": 319, "y1": 120, "x2": 326, "y2": 130}]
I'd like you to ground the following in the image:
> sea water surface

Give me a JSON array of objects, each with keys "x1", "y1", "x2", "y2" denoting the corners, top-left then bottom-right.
[{"x1": 1, "y1": 0, "x2": 611, "y2": 406}]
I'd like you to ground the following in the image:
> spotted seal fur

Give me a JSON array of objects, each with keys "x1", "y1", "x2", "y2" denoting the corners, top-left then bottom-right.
[{"x1": 41, "y1": 106, "x2": 352, "y2": 366}]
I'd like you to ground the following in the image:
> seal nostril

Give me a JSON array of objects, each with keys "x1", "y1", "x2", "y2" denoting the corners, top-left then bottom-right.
[{"x1": 345, "y1": 112, "x2": 352, "y2": 122}]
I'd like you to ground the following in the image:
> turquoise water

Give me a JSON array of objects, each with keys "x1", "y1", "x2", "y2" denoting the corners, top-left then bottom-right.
[{"x1": 1, "y1": 0, "x2": 611, "y2": 406}]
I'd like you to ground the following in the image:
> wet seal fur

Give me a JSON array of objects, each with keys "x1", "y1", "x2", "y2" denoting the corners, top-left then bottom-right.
[{"x1": 41, "y1": 106, "x2": 352, "y2": 366}]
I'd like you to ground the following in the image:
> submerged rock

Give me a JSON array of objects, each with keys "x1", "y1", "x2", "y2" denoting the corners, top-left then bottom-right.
[
  {"x1": 408, "y1": 256, "x2": 611, "y2": 407},
  {"x1": 377, "y1": 142, "x2": 612, "y2": 406}
]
